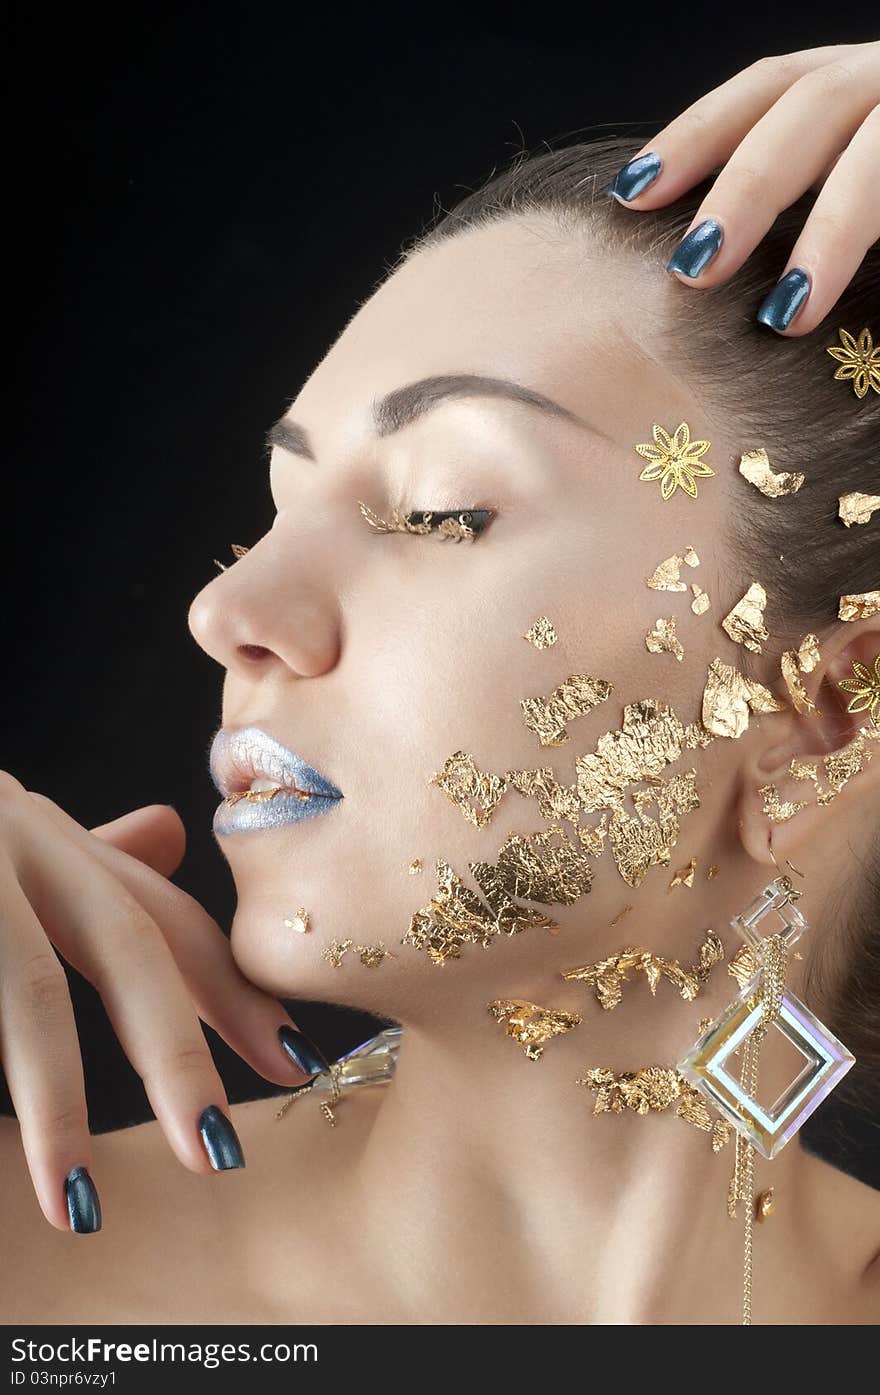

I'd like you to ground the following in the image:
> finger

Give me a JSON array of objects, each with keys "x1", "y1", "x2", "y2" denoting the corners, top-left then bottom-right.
[
  {"x1": 0, "y1": 858, "x2": 99, "y2": 1232},
  {"x1": 607, "y1": 43, "x2": 875, "y2": 207},
  {"x1": 89, "y1": 803, "x2": 187, "y2": 880},
  {"x1": 24, "y1": 792, "x2": 318, "y2": 1088},
  {"x1": 756, "y1": 103, "x2": 880, "y2": 335},
  {"x1": 12, "y1": 823, "x2": 244, "y2": 1176},
  {"x1": 663, "y1": 48, "x2": 880, "y2": 288}
]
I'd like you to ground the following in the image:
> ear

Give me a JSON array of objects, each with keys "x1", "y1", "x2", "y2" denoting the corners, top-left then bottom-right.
[{"x1": 736, "y1": 621, "x2": 880, "y2": 872}]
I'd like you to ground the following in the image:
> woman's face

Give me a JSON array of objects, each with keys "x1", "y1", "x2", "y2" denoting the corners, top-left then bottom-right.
[{"x1": 188, "y1": 213, "x2": 744, "y2": 1013}]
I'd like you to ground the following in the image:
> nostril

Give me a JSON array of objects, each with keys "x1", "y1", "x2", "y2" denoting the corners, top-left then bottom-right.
[{"x1": 239, "y1": 643, "x2": 273, "y2": 660}]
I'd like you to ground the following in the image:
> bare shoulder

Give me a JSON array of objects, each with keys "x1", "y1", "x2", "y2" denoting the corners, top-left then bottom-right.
[{"x1": 0, "y1": 1085, "x2": 385, "y2": 1324}]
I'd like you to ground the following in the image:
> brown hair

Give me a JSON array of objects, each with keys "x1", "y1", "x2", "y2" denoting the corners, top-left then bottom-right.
[{"x1": 395, "y1": 135, "x2": 880, "y2": 1138}]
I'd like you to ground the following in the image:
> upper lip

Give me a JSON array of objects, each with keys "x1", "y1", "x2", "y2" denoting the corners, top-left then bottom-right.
[{"x1": 208, "y1": 726, "x2": 344, "y2": 801}]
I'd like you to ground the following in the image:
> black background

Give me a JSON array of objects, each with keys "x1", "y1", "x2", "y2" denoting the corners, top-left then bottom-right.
[{"x1": 5, "y1": 13, "x2": 879, "y2": 1185}]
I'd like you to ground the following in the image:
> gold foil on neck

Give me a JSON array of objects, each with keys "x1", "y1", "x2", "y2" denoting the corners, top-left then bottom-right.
[
  {"x1": 487, "y1": 999, "x2": 581, "y2": 1060},
  {"x1": 721, "y1": 582, "x2": 770, "y2": 654},
  {"x1": 781, "y1": 650, "x2": 821, "y2": 716},
  {"x1": 520, "y1": 674, "x2": 613, "y2": 746},
  {"x1": 669, "y1": 856, "x2": 697, "y2": 889},
  {"x1": 561, "y1": 927, "x2": 723, "y2": 1009},
  {"x1": 839, "y1": 492, "x2": 880, "y2": 527},
  {"x1": 645, "y1": 616, "x2": 685, "y2": 662},
  {"x1": 523, "y1": 615, "x2": 558, "y2": 649},
  {"x1": 701, "y1": 658, "x2": 786, "y2": 739},
  {"x1": 691, "y1": 583, "x2": 711, "y2": 615},
  {"x1": 738, "y1": 448, "x2": 804, "y2": 497},
  {"x1": 839, "y1": 591, "x2": 880, "y2": 622},
  {"x1": 429, "y1": 750, "x2": 509, "y2": 828}
]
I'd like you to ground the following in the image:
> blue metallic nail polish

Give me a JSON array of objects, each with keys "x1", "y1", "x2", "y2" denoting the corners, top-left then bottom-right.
[
  {"x1": 607, "y1": 151, "x2": 662, "y2": 201},
  {"x1": 65, "y1": 1166, "x2": 102, "y2": 1233},
  {"x1": 278, "y1": 1024, "x2": 330, "y2": 1079},
  {"x1": 198, "y1": 1105, "x2": 245, "y2": 1170},
  {"x1": 667, "y1": 218, "x2": 723, "y2": 278},
  {"x1": 757, "y1": 268, "x2": 811, "y2": 331}
]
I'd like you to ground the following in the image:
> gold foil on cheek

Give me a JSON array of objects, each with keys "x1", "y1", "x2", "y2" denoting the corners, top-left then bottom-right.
[
  {"x1": 838, "y1": 492, "x2": 880, "y2": 527},
  {"x1": 575, "y1": 1068, "x2": 732, "y2": 1149},
  {"x1": 487, "y1": 999, "x2": 582, "y2": 1060},
  {"x1": 721, "y1": 582, "x2": 770, "y2": 654},
  {"x1": 480, "y1": 827, "x2": 596, "y2": 906},
  {"x1": 781, "y1": 650, "x2": 821, "y2": 717},
  {"x1": 408, "y1": 859, "x2": 423, "y2": 875},
  {"x1": 520, "y1": 674, "x2": 613, "y2": 746},
  {"x1": 608, "y1": 769, "x2": 700, "y2": 888},
  {"x1": 738, "y1": 448, "x2": 804, "y2": 497},
  {"x1": 574, "y1": 700, "x2": 687, "y2": 812},
  {"x1": 506, "y1": 767, "x2": 583, "y2": 827},
  {"x1": 839, "y1": 592, "x2": 880, "y2": 622},
  {"x1": 402, "y1": 858, "x2": 561, "y2": 966},
  {"x1": 429, "y1": 750, "x2": 508, "y2": 828},
  {"x1": 645, "y1": 616, "x2": 685, "y2": 662},
  {"x1": 523, "y1": 616, "x2": 558, "y2": 649},
  {"x1": 283, "y1": 908, "x2": 311, "y2": 934},
  {"x1": 669, "y1": 856, "x2": 697, "y2": 889},
  {"x1": 645, "y1": 547, "x2": 700, "y2": 591},
  {"x1": 707, "y1": 863, "x2": 720, "y2": 879},
  {"x1": 701, "y1": 658, "x2": 786, "y2": 739},
  {"x1": 691, "y1": 584, "x2": 711, "y2": 615}
]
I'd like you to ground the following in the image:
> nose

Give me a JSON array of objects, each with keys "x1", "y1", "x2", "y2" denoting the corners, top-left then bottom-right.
[{"x1": 187, "y1": 530, "x2": 342, "y2": 680}]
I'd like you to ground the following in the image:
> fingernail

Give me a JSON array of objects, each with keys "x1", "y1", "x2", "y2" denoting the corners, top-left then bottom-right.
[
  {"x1": 198, "y1": 1105, "x2": 246, "y2": 1170},
  {"x1": 277, "y1": 1024, "x2": 330, "y2": 1079},
  {"x1": 607, "y1": 152, "x2": 662, "y2": 201},
  {"x1": 756, "y1": 268, "x2": 811, "y2": 331},
  {"x1": 667, "y1": 218, "x2": 723, "y2": 278},
  {"x1": 65, "y1": 1166, "x2": 102, "y2": 1233}
]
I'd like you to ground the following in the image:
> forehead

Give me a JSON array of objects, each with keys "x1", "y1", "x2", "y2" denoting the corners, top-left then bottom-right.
[{"x1": 288, "y1": 214, "x2": 698, "y2": 455}]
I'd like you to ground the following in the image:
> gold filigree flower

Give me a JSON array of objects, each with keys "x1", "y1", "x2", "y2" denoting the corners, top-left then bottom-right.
[
  {"x1": 825, "y1": 327, "x2": 880, "y2": 399},
  {"x1": 838, "y1": 655, "x2": 880, "y2": 728},
  {"x1": 635, "y1": 422, "x2": 715, "y2": 501}
]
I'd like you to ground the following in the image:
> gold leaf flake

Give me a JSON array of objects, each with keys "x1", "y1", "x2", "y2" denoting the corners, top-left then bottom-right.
[
  {"x1": 683, "y1": 721, "x2": 715, "y2": 749},
  {"x1": 721, "y1": 582, "x2": 770, "y2": 654},
  {"x1": 562, "y1": 928, "x2": 723, "y2": 1010},
  {"x1": 728, "y1": 944, "x2": 759, "y2": 990},
  {"x1": 781, "y1": 650, "x2": 821, "y2": 717},
  {"x1": 838, "y1": 492, "x2": 880, "y2": 527},
  {"x1": 323, "y1": 937, "x2": 353, "y2": 968},
  {"x1": 481, "y1": 827, "x2": 596, "y2": 907},
  {"x1": 738, "y1": 448, "x2": 804, "y2": 497},
  {"x1": 575, "y1": 700, "x2": 688, "y2": 812},
  {"x1": 839, "y1": 591, "x2": 880, "y2": 622},
  {"x1": 645, "y1": 616, "x2": 685, "y2": 662},
  {"x1": 691, "y1": 583, "x2": 711, "y2": 615},
  {"x1": 758, "y1": 784, "x2": 808, "y2": 823},
  {"x1": 797, "y1": 633, "x2": 821, "y2": 674},
  {"x1": 575, "y1": 1066, "x2": 731, "y2": 1148},
  {"x1": 402, "y1": 858, "x2": 560, "y2": 966},
  {"x1": 354, "y1": 942, "x2": 396, "y2": 967},
  {"x1": 701, "y1": 658, "x2": 786, "y2": 739},
  {"x1": 487, "y1": 999, "x2": 581, "y2": 1060},
  {"x1": 283, "y1": 907, "x2": 311, "y2": 934},
  {"x1": 668, "y1": 856, "x2": 697, "y2": 889},
  {"x1": 520, "y1": 673, "x2": 613, "y2": 746},
  {"x1": 429, "y1": 750, "x2": 509, "y2": 828},
  {"x1": 683, "y1": 546, "x2": 700, "y2": 568},
  {"x1": 645, "y1": 548, "x2": 697, "y2": 590},
  {"x1": 408, "y1": 858, "x2": 423, "y2": 875},
  {"x1": 607, "y1": 769, "x2": 700, "y2": 887},
  {"x1": 523, "y1": 615, "x2": 558, "y2": 649},
  {"x1": 506, "y1": 767, "x2": 582, "y2": 827},
  {"x1": 707, "y1": 863, "x2": 720, "y2": 879}
]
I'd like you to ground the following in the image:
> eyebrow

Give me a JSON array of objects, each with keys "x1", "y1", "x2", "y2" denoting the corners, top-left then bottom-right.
[{"x1": 263, "y1": 373, "x2": 587, "y2": 461}]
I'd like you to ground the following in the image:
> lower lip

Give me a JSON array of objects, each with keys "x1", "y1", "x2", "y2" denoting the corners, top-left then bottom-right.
[{"x1": 213, "y1": 789, "x2": 342, "y2": 835}]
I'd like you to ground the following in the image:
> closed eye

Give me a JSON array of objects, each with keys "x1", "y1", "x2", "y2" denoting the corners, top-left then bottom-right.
[{"x1": 357, "y1": 500, "x2": 496, "y2": 540}]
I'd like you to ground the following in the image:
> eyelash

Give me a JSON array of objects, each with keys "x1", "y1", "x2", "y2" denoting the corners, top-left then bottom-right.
[{"x1": 403, "y1": 507, "x2": 496, "y2": 539}]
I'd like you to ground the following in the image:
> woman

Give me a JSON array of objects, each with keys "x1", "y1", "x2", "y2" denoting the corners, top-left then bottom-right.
[{"x1": 1, "y1": 40, "x2": 878, "y2": 1324}]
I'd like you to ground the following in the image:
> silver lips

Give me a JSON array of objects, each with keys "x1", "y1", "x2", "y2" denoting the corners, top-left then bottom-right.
[{"x1": 209, "y1": 725, "x2": 344, "y2": 801}]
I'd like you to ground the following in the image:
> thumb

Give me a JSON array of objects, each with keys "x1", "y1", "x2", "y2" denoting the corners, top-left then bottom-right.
[{"x1": 90, "y1": 803, "x2": 187, "y2": 879}]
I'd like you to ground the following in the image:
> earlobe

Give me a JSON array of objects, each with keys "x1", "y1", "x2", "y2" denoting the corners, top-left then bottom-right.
[{"x1": 735, "y1": 625, "x2": 880, "y2": 872}]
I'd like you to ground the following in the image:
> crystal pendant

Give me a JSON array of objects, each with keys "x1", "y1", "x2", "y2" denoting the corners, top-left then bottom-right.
[
  {"x1": 305, "y1": 1025, "x2": 402, "y2": 1097},
  {"x1": 677, "y1": 979, "x2": 855, "y2": 1158},
  {"x1": 676, "y1": 878, "x2": 855, "y2": 1158}
]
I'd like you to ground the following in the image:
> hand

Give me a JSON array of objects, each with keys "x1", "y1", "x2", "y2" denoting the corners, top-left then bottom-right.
[
  {"x1": 0, "y1": 773, "x2": 322, "y2": 1232},
  {"x1": 607, "y1": 41, "x2": 880, "y2": 334}
]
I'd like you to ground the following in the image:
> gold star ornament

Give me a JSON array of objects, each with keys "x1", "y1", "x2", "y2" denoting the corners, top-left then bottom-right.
[
  {"x1": 825, "y1": 327, "x2": 880, "y2": 399},
  {"x1": 635, "y1": 422, "x2": 715, "y2": 501}
]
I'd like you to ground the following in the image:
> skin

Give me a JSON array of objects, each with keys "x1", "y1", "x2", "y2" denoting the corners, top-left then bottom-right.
[{"x1": 2, "y1": 208, "x2": 878, "y2": 1324}]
